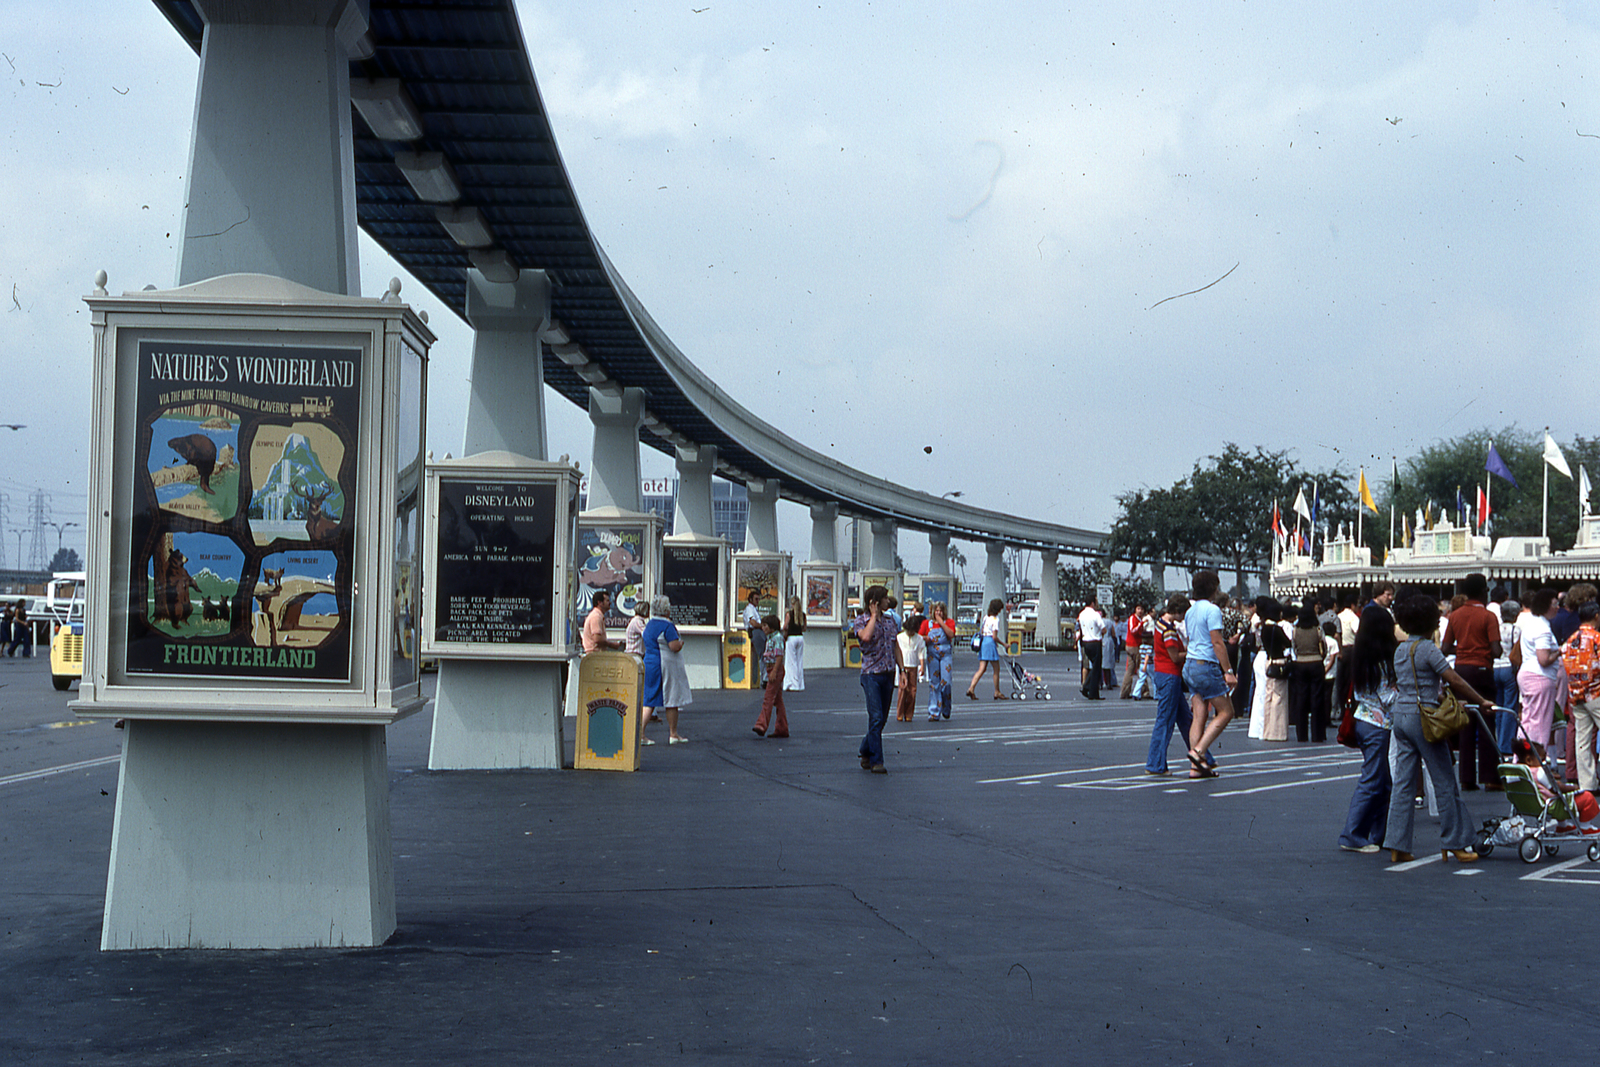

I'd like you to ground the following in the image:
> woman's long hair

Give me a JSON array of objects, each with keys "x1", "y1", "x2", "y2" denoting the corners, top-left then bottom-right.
[{"x1": 1348, "y1": 607, "x2": 1398, "y2": 695}]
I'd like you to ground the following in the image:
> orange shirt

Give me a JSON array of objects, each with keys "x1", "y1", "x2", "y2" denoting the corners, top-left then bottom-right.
[{"x1": 1561, "y1": 625, "x2": 1600, "y2": 705}]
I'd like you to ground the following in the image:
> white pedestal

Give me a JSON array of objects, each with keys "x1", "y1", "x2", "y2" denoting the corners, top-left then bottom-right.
[
  {"x1": 804, "y1": 631, "x2": 843, "y2": 671},
  {"x1": 102, "y1": 719, "x2": 394, "y2": 950},
  {"x1": 430, "y1": 659, "x2": 566, "y2": 769},
  {"x1": 680, "y1": 633, "x2": 725, "y2": 689}
]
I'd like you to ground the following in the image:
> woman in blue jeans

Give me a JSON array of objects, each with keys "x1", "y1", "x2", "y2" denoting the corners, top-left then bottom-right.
[
  {"x1": 1338, "y1": 603, "x2": 1398, "y2": 852},
  {"x1": 1382, "y1": 595, "x2": 1497, "y2": 863},
  {"x1": 1145, "y1": 594, "x2": 1216, "y2": 776}
]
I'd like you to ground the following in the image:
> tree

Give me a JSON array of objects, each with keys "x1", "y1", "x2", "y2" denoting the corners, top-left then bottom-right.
[
  {"x1": 1055, "y1": 559, "x2": 1162, "y2": 615},
  {"x1": 1378, "y1": 428, "x2": 1600, "y2": 553},
  {"x1": 49, "y1": 547, "x2": 82, "y2": 573},
  {"x1": 1106, "y1": 482, "x2": 1207, "y2": 575}
]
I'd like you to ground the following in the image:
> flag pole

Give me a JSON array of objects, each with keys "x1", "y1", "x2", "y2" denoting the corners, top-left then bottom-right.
[{"x1": 1544, "y1": 426, "x2": 1551, "y2": 541}]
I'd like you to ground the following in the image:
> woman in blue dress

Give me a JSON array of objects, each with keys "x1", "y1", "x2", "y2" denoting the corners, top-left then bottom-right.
[
  {"x1": 641, "y1": 594, "x2": 691, "y2": 744},
  {"x1": 965, "y1": 598, "x2": 1005, "y2": 700}
]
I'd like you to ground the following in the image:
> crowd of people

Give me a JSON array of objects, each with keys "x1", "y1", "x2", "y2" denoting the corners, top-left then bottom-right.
[
  {"x1": 583, "y1": 570, "x2": 1600, "y2": 847},
  {"x1": 1, "y1": 599, "x2": 33, "y2": 658},
  {"x1": 1122, "y1": 571, "x2": 1600, "y2": 860}
]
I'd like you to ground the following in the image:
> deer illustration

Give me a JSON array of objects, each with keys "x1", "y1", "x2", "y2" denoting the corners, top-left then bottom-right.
[{"x1": 300, "y1": 484, "x2": 340, "y2": 541}]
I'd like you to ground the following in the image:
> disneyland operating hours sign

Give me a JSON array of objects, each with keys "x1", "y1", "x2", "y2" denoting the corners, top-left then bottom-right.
[{"x1": 432, "y1": 477, "x2": 557, "y2": 646}]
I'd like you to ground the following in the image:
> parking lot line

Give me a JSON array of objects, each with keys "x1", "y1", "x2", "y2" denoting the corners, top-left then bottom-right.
[{"x1": 0, "y1": 754, "x2": 120, "y2": 788}]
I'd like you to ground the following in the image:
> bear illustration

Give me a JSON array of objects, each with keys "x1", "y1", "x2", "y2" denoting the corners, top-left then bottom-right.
[{"x1": 168, "y1": 433, "x2": 218, "y2": 495}]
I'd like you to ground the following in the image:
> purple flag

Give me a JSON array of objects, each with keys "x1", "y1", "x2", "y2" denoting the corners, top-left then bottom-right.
[{"x1": 1486, "y1": 443, "x2": 1518, "y2": 487}]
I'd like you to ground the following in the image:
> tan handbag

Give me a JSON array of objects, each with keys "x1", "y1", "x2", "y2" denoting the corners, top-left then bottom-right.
[{"x1": 1409, "y1": 642, "x2": 1469, "y2": 742}]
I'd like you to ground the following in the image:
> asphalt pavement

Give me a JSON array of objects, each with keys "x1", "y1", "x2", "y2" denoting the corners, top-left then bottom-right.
[{"x1": 2, "y1": 650, "x2": 1595, "y2": 1065}]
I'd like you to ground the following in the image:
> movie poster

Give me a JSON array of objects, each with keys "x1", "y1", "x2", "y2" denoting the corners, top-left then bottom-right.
[
  {"x1": 126, "y1": 339, "x2": 360, "y2": 681},
  {"x1": 576, "y1": 525, "x2": 646, "y2": 628}
]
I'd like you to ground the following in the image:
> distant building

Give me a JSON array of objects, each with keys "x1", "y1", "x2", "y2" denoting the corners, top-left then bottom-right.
[{"x1": 582, "y1": 477, "x2": 749, "y2": 550}]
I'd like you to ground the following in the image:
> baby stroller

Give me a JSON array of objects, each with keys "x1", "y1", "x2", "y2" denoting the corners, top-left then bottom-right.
[
  {"x1": 1004, "y1": 653, "x2": 1051, "y2": 700},
  {"x1": 1473, "y1": 706, "x2": 1600, "y2": 864}
]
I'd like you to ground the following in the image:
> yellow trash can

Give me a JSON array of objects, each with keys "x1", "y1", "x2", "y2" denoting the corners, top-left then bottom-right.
[
  {"x1": 575, "y1": 651, "x2": 643, "y2": 771},
  {"x1": 722, "y1": 630, "x2": 753, "y2": 688},
  {"x1": 1006, "y1": 627, "x2": 1022, "y2": 657},
  {"x1": 844, "y1": 629, "x2": 862, "y2": 669}
]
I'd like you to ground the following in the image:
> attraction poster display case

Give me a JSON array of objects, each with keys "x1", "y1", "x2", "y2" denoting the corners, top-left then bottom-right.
[
  {"x1": 74, "y1": 273, "x2": 431, "y2": 724},
  {"x1": 798, "y1": 562, "x2": 847, "y2": 627},
  {"x1": 576, "y1": 512, "x2": 663, "y2": 631},
  {"x1": 730, "y1": 552, "x2": 789, "y2": 626},
  {"x1": 420, "y1": 453, "x2": 582, "y2": 661}
]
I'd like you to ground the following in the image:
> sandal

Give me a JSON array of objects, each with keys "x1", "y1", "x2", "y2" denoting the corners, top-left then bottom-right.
[{"x1": 966, "y1": 689, "x2": 977, "y2": 700}]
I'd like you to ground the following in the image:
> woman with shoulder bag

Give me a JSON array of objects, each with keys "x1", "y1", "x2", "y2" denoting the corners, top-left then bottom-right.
[
  {"x1": 1289, "y1": 602, "x2": 1328, "y2": 742},
  {"x1": 1382, "y1": 595, "x2": 1496, "y2": 863}
]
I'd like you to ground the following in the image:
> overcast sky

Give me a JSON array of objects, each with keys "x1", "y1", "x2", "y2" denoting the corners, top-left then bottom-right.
[{"x1": 2, "y1": 1, "x2": 1596, "y2": 578}]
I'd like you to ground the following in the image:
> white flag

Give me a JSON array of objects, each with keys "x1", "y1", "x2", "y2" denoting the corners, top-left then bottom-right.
[
  {"x1": 1292, "y1": 486, "x2": 1311, "y2": 521},
  {"x1": 1544, "y1": 431, "x2": 1573, "y2": 479},
  {"x1": 1582, "y1": 465, "x2": 1592, "y2": 516}
]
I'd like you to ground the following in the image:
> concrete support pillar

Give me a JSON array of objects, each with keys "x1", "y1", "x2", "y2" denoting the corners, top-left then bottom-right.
[
  {"x1": 673, "y1": 445, "x2": 719, "y2": 538},
  {"x1": 461, "y1": 268, "x2": 550, "y2": 459},
  {"x1": 928, "y1": 531, "x2": 951, "y2": 575},
  {"x1": 809, "y1": 502, "x2": 840, "y2": 561},
  {"x1": 585, "y1": 387, "x2": 646, "y2": 512},
  {"x1": 856, "y1": 518, "x2": 873, "y2": 571},
  {"x1": 1038, "y1": 549, "x2": 1061, "y2": 647},
  {"x1": 745, "y1": 479, "x2": 781, "y2": 553},
  {"x1": 870, "y1": 519, "x2": 898, "y2": 571},
  {"x1": 432, "y1": 268, "x2": 565, "y2": 771},
  {"x1": 984, "y1": 541, "x2": 1007, "y2": 608},
  {"x1": 178, "y1": 0, "x2": 369, "y2": 293}
]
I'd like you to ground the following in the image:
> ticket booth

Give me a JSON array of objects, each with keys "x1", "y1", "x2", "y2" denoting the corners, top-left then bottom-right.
[{"x1": 76, "y1": 272, "x2": 430, "y2": 950}]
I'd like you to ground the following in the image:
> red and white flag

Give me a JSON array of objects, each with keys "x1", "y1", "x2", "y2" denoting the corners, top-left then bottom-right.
[{"x1": 1476, "y1": 485, "x2": 1490, "y2": 530}]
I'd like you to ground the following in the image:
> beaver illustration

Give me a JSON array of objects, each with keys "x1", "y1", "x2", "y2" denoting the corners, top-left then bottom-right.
[{"x1": 168, "y1": 433, "x2": 217, "y2": 495}]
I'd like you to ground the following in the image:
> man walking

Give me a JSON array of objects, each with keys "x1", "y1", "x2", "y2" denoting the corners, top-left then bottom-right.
[{"x1": 851, "y1": 585, "x2": 896, "y2": 774}]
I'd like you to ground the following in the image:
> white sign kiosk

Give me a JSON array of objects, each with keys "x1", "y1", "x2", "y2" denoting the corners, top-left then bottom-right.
[
  {"x1": 76, "y1": 272, "x2": 431, "y2": 949},
  {"x1": 659, "y1": 534, "x2": 730, "y2": 688},
  {"x1": 421, "y1": 452, "x2": 582, "y2": 768}
]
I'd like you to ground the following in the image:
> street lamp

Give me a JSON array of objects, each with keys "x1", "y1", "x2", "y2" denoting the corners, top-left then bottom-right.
[{"x1": 45, "y1": 521, "x2": 79, "y2": 556}]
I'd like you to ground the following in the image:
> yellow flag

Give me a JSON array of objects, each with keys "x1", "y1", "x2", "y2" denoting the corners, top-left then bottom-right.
[{"x1": 1358, "y1": 469, "x2": 1378, "y2": 513}]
